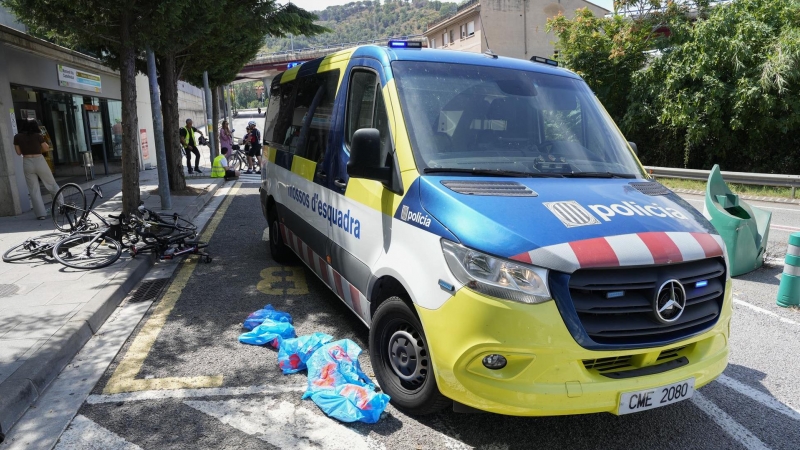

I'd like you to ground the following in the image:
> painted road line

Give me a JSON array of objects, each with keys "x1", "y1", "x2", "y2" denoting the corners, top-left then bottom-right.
[
  {"x1": 715, "y1": 375, "x2": 800, "y2": 422},
  {"x1": 733, "y1": 298, "x2": 800, "y2": 327},
  {"x1": 54, "y1": 415, "x2": 142, "y2": 450},
  {"x1": 771, "y1": 224, "x2": 800, "y2": 232},
  {"x1": 185, "y1": 397, "x2": 381, "y2": 450},
  {"x1": 87, "y1": 383, "x2": 306, "y2": 405},
  {"x1": 103, "y1": 183, "x2": 240, "y2": 394},
  {"x1": 691, "y1": 392, "x2": 770, "y2": 450}
]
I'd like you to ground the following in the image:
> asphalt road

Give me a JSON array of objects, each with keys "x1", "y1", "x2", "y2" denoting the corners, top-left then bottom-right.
[{"x1": 8, "y1": 183, "x2": 800, "y2": 450}]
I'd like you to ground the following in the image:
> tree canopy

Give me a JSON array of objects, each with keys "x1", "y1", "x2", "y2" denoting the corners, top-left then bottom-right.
[{"x1": 549, "y1": 0, "x2": 800, "y2": 174}]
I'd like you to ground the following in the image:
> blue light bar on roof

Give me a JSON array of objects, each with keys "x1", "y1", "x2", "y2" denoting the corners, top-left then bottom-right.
[
  {"x1": 287, "y1": 61, "x2": 303, "y2": 69},
  {"x1": 389, "y1": 40, "x2": 422, "y2": 49}
]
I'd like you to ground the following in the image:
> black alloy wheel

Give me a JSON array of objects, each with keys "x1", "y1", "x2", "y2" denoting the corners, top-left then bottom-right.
[{"x1": 369, "y1": 296, "x2": 450, "y2": 415}]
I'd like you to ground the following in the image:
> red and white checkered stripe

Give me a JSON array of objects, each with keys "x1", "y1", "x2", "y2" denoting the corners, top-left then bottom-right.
[
  {"x1": 511, "y1": 231, "x2": 725, "y2": 272},
  {"x1": 279, "y1": 224, "x2": 370, "y2": 324}
]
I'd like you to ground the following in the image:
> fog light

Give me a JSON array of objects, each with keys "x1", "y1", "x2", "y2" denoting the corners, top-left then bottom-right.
[{"x1": 482, "y1": 354, "x2": 507, "y2": 370}]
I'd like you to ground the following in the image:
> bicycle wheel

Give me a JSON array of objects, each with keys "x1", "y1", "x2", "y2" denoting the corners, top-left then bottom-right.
[
  {"x1": 230, "y1": 154, "x2": 245, "y2": 171},
  {"x1": 3, "y1": 233, "x2": 64, "y2": 262},
  {"x1": 53, "y1": 232, "x2": 122, "y2": 270},
  {"x1": 52, "y1": 183, "x2": 86, "y2": 232}
]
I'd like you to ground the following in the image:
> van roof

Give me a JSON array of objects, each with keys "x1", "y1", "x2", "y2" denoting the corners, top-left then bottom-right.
[
  {"x1": 274, "y1": 44, "x2": 581, "y2": 86},
  {"x1": 354, "y1": 45, "x2": 581, "y2": 80}
]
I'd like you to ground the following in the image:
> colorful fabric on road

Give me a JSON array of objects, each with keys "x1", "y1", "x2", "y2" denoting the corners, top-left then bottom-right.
[
  {"x1": 302, "y1": 339, "x2": 390, "y2": 423},
  {"x1": 238, "y1": 318, "x2": 296, "y2": 348},
  {"x1": 243, "y1": 304, "x2": 293, "y2": 331},
  {"x1": 278, "y1": 332, "x2": 334, "y2": 374}
]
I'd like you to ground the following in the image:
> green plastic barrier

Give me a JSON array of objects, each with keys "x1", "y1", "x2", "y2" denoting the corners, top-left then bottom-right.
[
  {"x1": 704, "y1": 165, "x2": 772, "y2": 276},
  {"x1": 777, "y1": 232, "x2": 800, "y2": 307}
]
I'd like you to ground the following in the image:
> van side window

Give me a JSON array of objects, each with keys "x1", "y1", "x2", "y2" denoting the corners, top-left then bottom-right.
[
  {"x1": 293, "y1": 70, "x2": 339, "y2": 163},
  {"x1": 346, "y1": 70, "x2": 391, "y2": 152},
  {"x1": 266, "y1": 81, "x2": 297, "y2": 149}
]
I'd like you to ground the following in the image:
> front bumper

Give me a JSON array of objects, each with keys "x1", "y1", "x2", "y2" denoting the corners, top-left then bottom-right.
[{"x1": 415, "y1": 280, "x2": 731, "y2": 416}]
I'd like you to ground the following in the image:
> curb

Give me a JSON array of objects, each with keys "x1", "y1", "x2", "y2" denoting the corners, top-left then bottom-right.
[
  {"x1": 670, "y1": 188, "x2": 800, "y2": 206},
  {"x1": 0, "y1": 179, "x2": 223, "y2": 439}
]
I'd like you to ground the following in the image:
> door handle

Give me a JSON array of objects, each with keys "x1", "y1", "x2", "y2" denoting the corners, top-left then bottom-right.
[
  {"x1": 316, "y1": 170, "x2": 327, "y2": 180},
  {"x1": 334, "y1": 178, "x2": 347, "y2": 189}
]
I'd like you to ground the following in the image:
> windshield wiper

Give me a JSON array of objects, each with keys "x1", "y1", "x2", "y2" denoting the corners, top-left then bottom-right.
[
  {"x1": 423, "y1": 168, "x2": 564, "y2": 178},
  {"x1": 562, "y1": 172, "x2": 636, "y2": 179}
]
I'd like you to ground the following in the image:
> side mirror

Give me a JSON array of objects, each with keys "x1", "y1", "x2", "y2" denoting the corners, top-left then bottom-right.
[
  {"x1": 347, "y1": 128, "x2": 402, "y2": 194},
  {"x1": 628, "y1": 141, "x2": 638, "y2": 156}
]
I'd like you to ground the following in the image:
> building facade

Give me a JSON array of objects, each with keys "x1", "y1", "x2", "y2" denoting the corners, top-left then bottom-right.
[
  {"x1": 0, "y1": 8, "x2": 207, "y2": 217},
  {"x1": 424, "y1": 0, "x2": 608, "y2": 60}
]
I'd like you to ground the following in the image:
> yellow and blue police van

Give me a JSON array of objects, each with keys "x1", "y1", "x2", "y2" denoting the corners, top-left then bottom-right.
[{"x1": 259, "y1": 41, "x2": 731, "y2": 417}]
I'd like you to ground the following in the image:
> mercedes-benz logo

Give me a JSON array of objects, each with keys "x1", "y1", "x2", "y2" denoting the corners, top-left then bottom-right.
[{"x1": 654, "y1": 280, "x2": 687, "y2": 324}]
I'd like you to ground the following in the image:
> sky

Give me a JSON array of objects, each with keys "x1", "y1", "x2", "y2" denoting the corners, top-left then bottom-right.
[{"x1": 288, "y1": 0, "x2": 615, "y2": 14}]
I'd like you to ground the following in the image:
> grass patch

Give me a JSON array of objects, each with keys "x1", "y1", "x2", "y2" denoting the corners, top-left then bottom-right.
[{"x1": 656, "y1": 177, "x2": 797, "y2": 199}]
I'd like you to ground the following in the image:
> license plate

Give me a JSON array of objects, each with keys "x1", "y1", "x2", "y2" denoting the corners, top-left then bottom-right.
[{"x1": 618, "y1": 378, "x2": 695, "y2": 415}]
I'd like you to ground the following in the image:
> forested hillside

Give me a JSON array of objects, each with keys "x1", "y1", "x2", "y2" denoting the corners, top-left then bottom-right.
[{"x1": 263, "y1": 0, "x2": 458, "y2": 52}]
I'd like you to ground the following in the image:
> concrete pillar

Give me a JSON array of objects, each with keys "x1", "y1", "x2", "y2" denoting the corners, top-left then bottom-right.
[{"x1": 0, "y1": 45, "x2": 25, "y2": 216}]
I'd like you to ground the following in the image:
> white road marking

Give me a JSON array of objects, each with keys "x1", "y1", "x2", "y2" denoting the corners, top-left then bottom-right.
[
  {"x1": 184, "y1": 397, "x2": 381, "y2": 450},
  {"x1": 86, "y1": 383, "x2": 306, "y2": 404},
  {"x1": 682, "y1": 197, "x2": 800, "y2": 213},
  {"x1": 691, "y1": 392, "x2": 771, "y2": 450},
  {"x1": 733, "y1": 298, "x2": 800, "y2": 327},
  {"x1": 262, "y1": 227, "x2": 270, "y2": 242},
  {"x1": 716, "y1": 375, "x2": 800, "y2": 422},
  {"x1": 54, "y1": 415, "x2": 142, "y2": 450}
]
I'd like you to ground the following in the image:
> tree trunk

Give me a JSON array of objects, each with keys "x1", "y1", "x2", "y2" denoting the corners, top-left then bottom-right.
[
  {"x1": 212, "y1": 85, "x2": 220, "y2": 155},
  {"x1": 119, "y1": 14, "x2": 140, "y2": 215},
  {"x1": 158, "y1": 53, "x2": 186, "y2": 191}
]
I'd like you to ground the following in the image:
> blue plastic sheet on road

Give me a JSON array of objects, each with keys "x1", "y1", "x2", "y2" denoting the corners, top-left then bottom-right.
[
  {"x1": 238, "y1": 318, "x2": 296, "y2": 348},
  {"x1": 302, "y1": 339, "x2": 391, "y2": 423},
  {"x1": 243, "y1": 304, "x2": 292, "y2": 331},
  {"x1": 278, "y1": 332, "x2": 334, "y2": 374}
]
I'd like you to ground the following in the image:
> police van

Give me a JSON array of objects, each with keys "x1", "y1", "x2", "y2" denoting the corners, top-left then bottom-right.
[{"x1": 259, "y1": 41, "x2": 730, "y2": 416}]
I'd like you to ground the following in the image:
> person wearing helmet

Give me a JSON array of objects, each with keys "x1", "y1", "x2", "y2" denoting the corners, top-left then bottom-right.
[
  {"x1": 179, "y1": 118, "x2": 205, "y2": 174},
  {"x1": 244, "y1": 120, "x2": 262, "y2": 174}
]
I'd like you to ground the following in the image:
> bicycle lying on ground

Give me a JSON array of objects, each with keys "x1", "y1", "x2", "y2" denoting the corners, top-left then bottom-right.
[{"x1": 4, "y1": 184, "x2": 209, "y2": 269}]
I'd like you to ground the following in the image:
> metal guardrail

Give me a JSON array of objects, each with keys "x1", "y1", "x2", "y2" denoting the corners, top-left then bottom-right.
[{"x1": 645, "y1": 166, "x2": 800, "y2": 198}]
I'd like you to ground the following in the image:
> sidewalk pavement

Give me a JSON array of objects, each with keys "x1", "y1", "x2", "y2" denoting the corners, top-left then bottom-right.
[{"x1": 0, "y1": 167, "x2": 224, "y2": 439}]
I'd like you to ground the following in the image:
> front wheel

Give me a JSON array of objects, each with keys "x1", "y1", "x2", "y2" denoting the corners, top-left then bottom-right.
[
  {"x1": 52, "y1": 183, "x2": 86, "y2": 232},
  {"x1": 268, "y1": 207, "x2": 292, "y2": 263},
  {"x1": 369, "y1": 296, "x2": 450, "y2": 415},
  {"x1": 53, "y1": 233, "x2": 122, "y2": 270}
]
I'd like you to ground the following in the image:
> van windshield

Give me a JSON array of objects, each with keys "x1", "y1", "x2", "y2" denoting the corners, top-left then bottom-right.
[{"x1": 391, "y1": 61, "x2": 645, "y2": 178}]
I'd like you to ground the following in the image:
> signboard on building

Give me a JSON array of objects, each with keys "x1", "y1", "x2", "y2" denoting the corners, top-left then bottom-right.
[
  {"x1": 57, "y1": 65, "x2": 102, "y2": 93},
  {"x1": 140, "y1": 129, "x2": 149, "y2": 159},
  {"x1": 87, "y1": 111, "x2": 104, "y2": 144}
]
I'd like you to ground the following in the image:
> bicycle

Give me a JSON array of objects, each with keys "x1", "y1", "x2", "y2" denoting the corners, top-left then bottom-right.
[
  {"x1": 51, "y1": 183, "x2": 105, "y2": 233},
  {"x1": 129, "y1": 218, "x2": 211, "y2": 263},
  {"x1": 51, "y1": 212, "x2": 131, "y2": 270},
  {"x1": 3, "y1": 232, "x2": 66, "y2": 262},
  {"x1": 227, "y1": 143, "x2": 249, "y2": 172}
]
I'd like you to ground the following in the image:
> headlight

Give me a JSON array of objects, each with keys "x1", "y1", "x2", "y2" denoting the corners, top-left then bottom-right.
[{"x1": 441, "y1": 239, "x2": 551, "y2": 304}]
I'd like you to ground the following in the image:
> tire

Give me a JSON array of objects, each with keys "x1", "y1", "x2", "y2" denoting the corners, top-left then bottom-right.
[
  {"x1": 230, "y1": 154, "x2": 245, "y2": 171},
  {"x1": 3, "y1": 233, "x2": 64, "y2": 262},
  {"x1": 268, "y1": 206, "x2": 291, "y2": 263},
  {"x1": 52, "y1": 183, "x2": 86, "y2": 232},
  {"x1": 369, "y1": 296, "x2": 450, "y2": 415},
  {"x1": 53, "y1": 232, "x2": 122, "y2": 270}
]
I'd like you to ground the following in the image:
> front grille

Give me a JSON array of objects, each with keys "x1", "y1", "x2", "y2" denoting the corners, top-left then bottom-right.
[
  {"x1": 582, "y1": 345, "x2": 690, "y2": 374},
  {"x1": 440, "y1": 180, "x2": 537, "y2": 196},
  {"x1": 561, "y1": 258, "x2": 725, "y2": 349}
]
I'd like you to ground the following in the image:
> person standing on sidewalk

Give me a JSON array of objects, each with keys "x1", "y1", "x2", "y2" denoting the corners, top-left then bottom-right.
[
  {"x1": 219, "y1": 120, "x2": 233, "y2": 158},
  {"x1": 179, "y1": 118, "x2": 205, "y2": 174},
  {"x1": 244, "y1": 121, "x2": 261, "y2": 175},
  {"x1": 14, "y1": 119, "x2": 60, "y2": 220}
]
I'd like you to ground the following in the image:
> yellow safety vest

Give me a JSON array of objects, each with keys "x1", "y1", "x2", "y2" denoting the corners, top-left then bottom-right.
[
  {"x1": 184, "y1": 126, "x2": 194, "y2": 146},
  {"x1": 211, "y1": 154, "x2": 226, "y2": 178}
]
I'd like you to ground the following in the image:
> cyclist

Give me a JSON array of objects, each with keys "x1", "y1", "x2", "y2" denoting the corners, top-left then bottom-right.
[
  {"x1": 179, "y1": 118, "x2": 205, "y2": 174},
  {"x1": 244, "y1": 120, "x2": 262, "y2": 175}
]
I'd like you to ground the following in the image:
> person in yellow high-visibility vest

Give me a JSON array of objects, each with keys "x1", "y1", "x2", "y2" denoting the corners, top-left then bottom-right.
[{"x1": 211, "y1": 147, "x2": 238, "y2": 181}]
